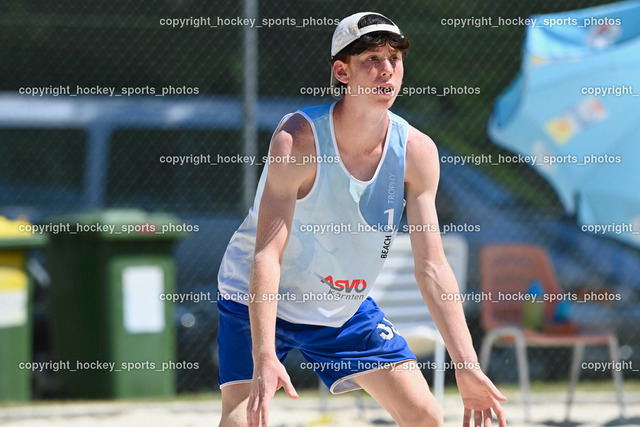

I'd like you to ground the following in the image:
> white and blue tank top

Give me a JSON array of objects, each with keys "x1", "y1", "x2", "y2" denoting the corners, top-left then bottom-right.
[{"x1": 218, "y1": 102, "x2": 409, "y2": 327}]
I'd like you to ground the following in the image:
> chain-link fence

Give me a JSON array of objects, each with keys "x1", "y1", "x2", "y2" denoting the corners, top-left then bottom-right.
[{"x1": 1, "y1": 0, "x2": 638, "y2": 399}]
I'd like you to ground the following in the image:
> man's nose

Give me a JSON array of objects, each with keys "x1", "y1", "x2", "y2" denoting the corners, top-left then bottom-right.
[{"x1": 380, "y1": 58, "x2": 393, "y2": 75}]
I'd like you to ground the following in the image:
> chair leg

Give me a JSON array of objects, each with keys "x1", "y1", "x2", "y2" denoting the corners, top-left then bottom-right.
[
  {"x1": 479, "y1": 332, "x2": 498, "y2": 372},
  {"x1": 434, "y1": 338, "x2": 445, "y2": 407},
  {"x1": 608, "y1": 336, "x2": 625, "y2": 419},
  {"x1": 355, "y1": 389, "x2": 366, "y2": 419},
  {"x1": 481, "y1": 328, "x2": 530, "y2": 422},
  {"x1": 565, "y1": 342, "x2": 584, "y2": 422},
  {"x1": 513, "y1": 333, "x2": 531, "y2": 424},
  {"x1": 318, "y1": 380, "x2": 329, "y2": 413}
]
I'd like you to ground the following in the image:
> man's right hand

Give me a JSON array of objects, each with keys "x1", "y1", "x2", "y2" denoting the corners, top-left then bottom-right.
[{"x1": 247, "y1": 354, "x2": 299, "y2": 427}]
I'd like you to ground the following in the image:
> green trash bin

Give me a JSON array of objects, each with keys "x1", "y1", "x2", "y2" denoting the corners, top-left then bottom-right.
[
  {"x1": 0, "y1": 216, "x2": 47, "y2": 402},
  {"x1": 47, "y1": 209, "x2": 186, "y2": 399}
]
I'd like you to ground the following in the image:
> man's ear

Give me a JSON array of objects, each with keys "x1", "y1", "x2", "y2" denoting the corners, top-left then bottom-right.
[{"x1": 332, "y1": 60, "x2": 349, "y2": 85}]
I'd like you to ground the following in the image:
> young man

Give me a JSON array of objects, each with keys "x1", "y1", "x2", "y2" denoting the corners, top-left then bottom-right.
[{"x1": 217, "y1": 12, "x2": 507, "y2": 427}]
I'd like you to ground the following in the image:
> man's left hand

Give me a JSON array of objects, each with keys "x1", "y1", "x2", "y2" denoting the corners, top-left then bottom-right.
[{"x1": 455, "y1": 367, "x2": 507, "y2": 427}]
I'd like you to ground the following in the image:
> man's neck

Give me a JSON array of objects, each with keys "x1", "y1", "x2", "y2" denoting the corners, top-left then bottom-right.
[{"x1": 333, "y1": 99, "x2": 389, "y2": 157}]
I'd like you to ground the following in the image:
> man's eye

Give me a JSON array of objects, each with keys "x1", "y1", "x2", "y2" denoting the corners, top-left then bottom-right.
[{"x1": 367, "y1": 56, "x2": 378, "y2": 61}]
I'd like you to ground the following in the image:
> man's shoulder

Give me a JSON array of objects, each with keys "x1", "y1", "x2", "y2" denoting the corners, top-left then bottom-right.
[
  {"x1": 404, "y1": 125, "x2": 440, "y2": 192},
  {"x1": 387, "y1": 111, "x2": 432, "y2": 150},
  {"x1": 271, "y1": 111, "x2": 315, "y2": 156},
  {"x1": 274, "y1": 101, "x2": 334, "y2": 142},
  {"x1": 296, "y1": 102, "x2": 334, "y2": 122},
  {"x1": 406, "y1": 124, "x2": 437, "y2": 159}
]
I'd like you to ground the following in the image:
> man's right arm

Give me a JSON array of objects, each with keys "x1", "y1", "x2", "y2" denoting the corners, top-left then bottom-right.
[{"x1": 246, "y1": 114, "x2": 315, "y2": 427}]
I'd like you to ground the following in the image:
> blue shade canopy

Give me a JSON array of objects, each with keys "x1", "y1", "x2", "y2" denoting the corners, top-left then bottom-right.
[{"x1": 488, "y1": 0, "x2": 640, "y2": 248}]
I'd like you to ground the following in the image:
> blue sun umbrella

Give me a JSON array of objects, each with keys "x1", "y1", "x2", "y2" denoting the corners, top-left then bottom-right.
[{"x1": 488, "y1": 0, "x2": 640, "y2": 248}]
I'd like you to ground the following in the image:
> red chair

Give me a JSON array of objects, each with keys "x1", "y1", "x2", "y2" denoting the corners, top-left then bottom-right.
[{"x1": 479, "y1": 244, "x2": 625, "y2": 423}]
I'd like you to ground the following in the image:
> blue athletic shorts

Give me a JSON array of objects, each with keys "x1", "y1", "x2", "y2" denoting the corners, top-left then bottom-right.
[{"x1": 217, "y1": 296, "x2": 416, "y2": 393}]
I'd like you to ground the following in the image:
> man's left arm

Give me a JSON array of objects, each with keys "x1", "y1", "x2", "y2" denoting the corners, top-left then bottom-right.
[{"x1": 404, "y1": 127, "x2": 507, "y2": 427}]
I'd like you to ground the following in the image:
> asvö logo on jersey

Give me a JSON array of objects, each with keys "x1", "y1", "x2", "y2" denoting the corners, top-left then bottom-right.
[{"x1": 314, "y1": 272, "x2": 367, "y2": 293}]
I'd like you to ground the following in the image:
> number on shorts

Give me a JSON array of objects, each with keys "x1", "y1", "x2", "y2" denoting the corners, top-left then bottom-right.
[{"x1": 377, "y1": 317, "x2": 400, "y2": 340}]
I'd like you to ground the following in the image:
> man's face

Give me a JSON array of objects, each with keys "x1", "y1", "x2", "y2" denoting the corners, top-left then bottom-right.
[{"x1": 339, "y1": 43, "x2": 404, "y2": 107}]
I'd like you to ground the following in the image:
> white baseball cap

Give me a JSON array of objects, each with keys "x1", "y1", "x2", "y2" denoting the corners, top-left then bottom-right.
[
  {"x1": 331, "y1": 12, "x2": 403, "y2": 58},
  {"x1": 329, "y1": 12, "x2": 404, "y2": 97}
]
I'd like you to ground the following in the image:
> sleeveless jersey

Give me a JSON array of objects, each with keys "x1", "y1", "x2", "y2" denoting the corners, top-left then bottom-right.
[{"x1": 217, "y1": 102, "x2": 409, "y2": 327}]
